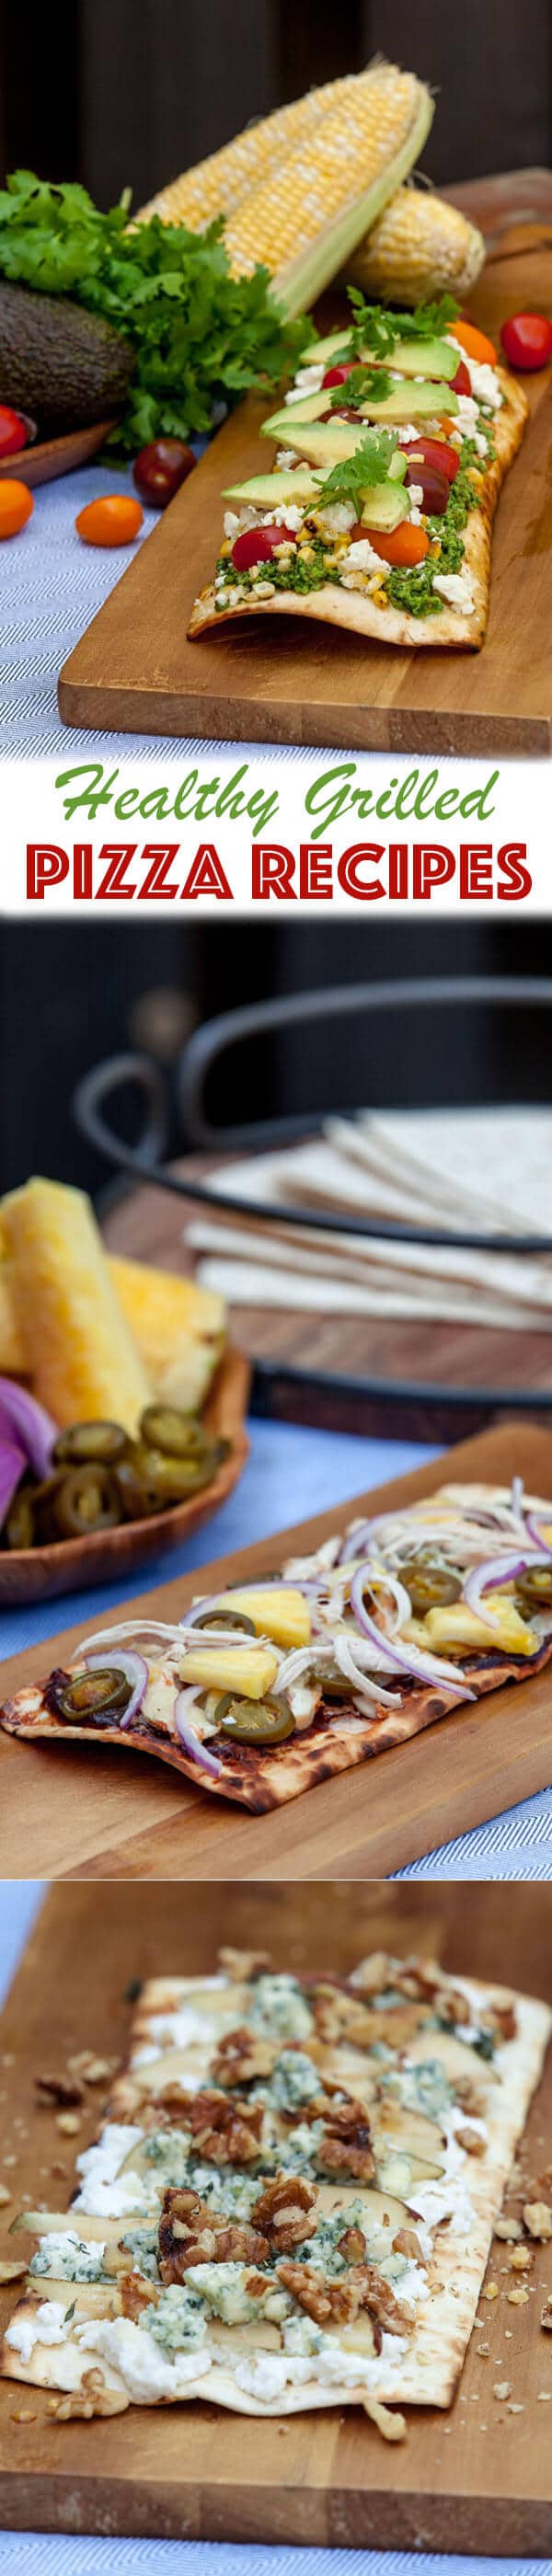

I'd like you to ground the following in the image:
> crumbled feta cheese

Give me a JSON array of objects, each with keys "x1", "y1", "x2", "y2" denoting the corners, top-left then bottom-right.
[
  {"x1": 448, "y1": 341, "x2": 501, "y2": 409},
  {"x1": 456, "y1": 395, "x2": 479, "y2": 431},
  {"x1": 432, "y1": 569, "x2": 475, "y2": 615},
  {"x1": 293, "y1": 363, "x2": 326, "y2": 392},
  {"x1": 146, "y1": 2007, "x2": 211, "y2": 2049},
  {"x1": 394, "y1": 423, "x2": 423, "y2": 444},
  {"x1": 223, "y1": 512, "x2": 239, "y2": 538},
  {"x1": 6, "y1": 2301, "x2": 67, "y2": 2364},
  {"x1": 342, "y1": 537, "x2": 382, "y2": 574},
  {"x1": 408, "y1": 484, "x2": 423, "y2": 509},
  {"x1": 275, "y1": 449, "x2": 299, "y2": 469},
  {"x1": 316, "y1": 501, "x2": 356, "y2": 536}
]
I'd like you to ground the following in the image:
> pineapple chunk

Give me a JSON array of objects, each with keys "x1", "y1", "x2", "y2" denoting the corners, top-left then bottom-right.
[
  {"x1": 179, "y1": 1643, "x2": 279, "y2": 1699},
  {"x1": 212, "y1": 1586, "x2": 310, "y2": 1650},
  {"x1": 406, "y1": 1596, "x2": 535, "y2": 1659}
]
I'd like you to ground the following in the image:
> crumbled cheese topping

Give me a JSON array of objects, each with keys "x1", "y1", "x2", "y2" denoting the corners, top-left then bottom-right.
[
  {"x1": 76, "y1": 2314, "x2": 213, "y2": 2401},
  {"x1": 75, "y1": 2122, "x2": 146, "y2": 2218},
  {"x1": 432, "y1": 569, "x2": 475, "y2": 615},
  {"x1": 6, "y1": 2300, "x2": 68, "y2": 2364},
  {"x1": 342, "y1": 537, "x2": 383, "y2": 573}
]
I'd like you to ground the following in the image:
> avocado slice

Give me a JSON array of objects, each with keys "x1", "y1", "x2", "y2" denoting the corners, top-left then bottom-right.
[
  {"x1": 305, "y1": 328, "x2": 351, "y2": 367},
  {"x1": 266, "y1": 385, "x2": 457, "y2": 464},
  {"x1": 359, "y1": 483, "x2": 410, "y2": 531},
  {"x1": 264, "y1": 391, "x2": 330, "y2": 431},
  {"x1": 258, "y1": 419, "x2": 371, "y2": 471},
  {"x1": 0, "y1": 280, "x2": 135, "y2": 437},
  {"x1": 358, "y1": 378, "x2": 458, "y2": 422},
  {"x1": 224, "y1": 468, "x2": 318, "y2": 509},
  {"x1": 385, "y1": 336, "x2": 458, "y2": 382}
]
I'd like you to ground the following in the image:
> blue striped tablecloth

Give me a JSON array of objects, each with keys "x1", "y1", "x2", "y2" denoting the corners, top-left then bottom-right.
[{"x1": 1, "y1": 1418, "x2": 552, "y2": 1877}]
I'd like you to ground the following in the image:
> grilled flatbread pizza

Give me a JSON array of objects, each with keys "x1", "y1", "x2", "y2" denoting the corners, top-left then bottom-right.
[
  {"x1": 2, "y1": 1475, "x2": 552, "y2": 1815},
  {"x1": 2, "y1": 1949, "x2": 550, "y2": 2424},
  {"x1": 189, "y1": 295, "x2": 528, "y2": 650}
]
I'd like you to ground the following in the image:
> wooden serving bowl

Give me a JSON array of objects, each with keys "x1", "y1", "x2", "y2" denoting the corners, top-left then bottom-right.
[
  {"x1": 0, "y1": 1346, "x2": 250, "y2": 1606},
  {"x1": 0, "y1": 418, "x2": 118, "y2": 489}
]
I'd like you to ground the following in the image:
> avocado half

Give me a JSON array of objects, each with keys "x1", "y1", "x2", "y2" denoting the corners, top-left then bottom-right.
[{"x1": 0, "y1": 280, "x2": 135, "y2": 437}]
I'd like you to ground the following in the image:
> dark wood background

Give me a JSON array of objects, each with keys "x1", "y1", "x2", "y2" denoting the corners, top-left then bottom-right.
[{"x1": 1, "y1": 1, "x2": 550, "y2": 211}]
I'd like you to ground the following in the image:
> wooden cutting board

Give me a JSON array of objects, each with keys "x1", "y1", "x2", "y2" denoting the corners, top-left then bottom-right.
[
  {"x1": 58, "y1": 229, "x2": 552, "y2": 754},
  {"x1": 1, "y1": 1880, "x2": 551, "y2": 2549},
  {"x1": 2, "y1": 1419, "x2": 552, "y2": 1882}
]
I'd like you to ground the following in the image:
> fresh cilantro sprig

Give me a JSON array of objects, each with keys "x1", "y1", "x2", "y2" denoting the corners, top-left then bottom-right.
[
  {"x1": 328, "y1": 363, "x2": 396, "y2": 410},
  {"x1": 0, "y1": 170, "x2": 311, "y2": 454},
  {"x1": 318, "y1": 429, "x2": 398, "y2": 509},
  {"x1": 339, "y1": 283, "x2": 460, "y2": 367}
]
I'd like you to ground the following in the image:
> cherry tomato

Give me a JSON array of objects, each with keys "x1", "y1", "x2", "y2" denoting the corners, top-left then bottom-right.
[
  {"x1": 453, "y1": 319, "x2": 497, "y2": 366},
  {"x1": 451, "y1": 359, "x2": 471, "y2": 396},
  {"x1": 0, "y1": 479, "x2": 34, "y2": 540},
  {"x1": 75, "y1": 494, "x2": 144, "y2": 547},
  {"x1": 500, "y1": 312, "x2": 552, "y2": 373},
  {"x1": 0, "y1": 406, "x2": 36, "y2": 458},
  {"x1": 400, "y1": 434, "x2": 459, "y2": 486},
  {"x1": 365, "y1": 523, "x2": 430, "y2": 568},
  {"x1": 231, "y1": 524, "x2": 296, "y2": 571},
  {"x1": 405, "y1": 459, "x2": 449, "y2": 515},
  {"x1": 322, "y1": 361, "x2": 356, "y2": 387},
  {"x1": 132, "y1": 437, "x2": 195, "y2": 509}
]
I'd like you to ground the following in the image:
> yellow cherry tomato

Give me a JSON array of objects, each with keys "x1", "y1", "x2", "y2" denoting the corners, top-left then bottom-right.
[
  {"x1": 75, "y1": 494, "x2": 144, "y2": 547},
  {"x1": 0, "y1": 479, "x2": 34, "y2": 539},
  {"x1": 453, "y1": 318, "x2": 498, "y2": 367}
]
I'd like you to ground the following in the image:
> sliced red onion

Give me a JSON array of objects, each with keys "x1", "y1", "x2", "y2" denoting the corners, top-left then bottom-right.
[
  {"x1": 349, "y1": 1564, "x2": 472, "y2": 1697},
  {"x1": 175, "y1": 1686, "x2": 222, "y2": 1777},
  {"x1": 524, "y1": 1512, "x2": 552, "y2": 1555},
  {"x1": 333, "y1": 1632, "x2": 401, "y2": 1709},
  {"x1": 83, "y1": 1648, "x2": 148, "y2": 1729},
  {"x1": 463, "y1": 1546, "x2": 552, "y2": 1630},
  {"x1": 0, "y1": 1377, "x2": 55, "y2": 1479},
  {"x1": 0, "y1": 1437, "x2": 25, "y2": 1531}
]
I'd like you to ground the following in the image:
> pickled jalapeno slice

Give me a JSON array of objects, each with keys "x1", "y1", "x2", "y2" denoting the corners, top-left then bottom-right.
[
  {"x1": 214, "y1": 1694, "x2": 295, "y2": 1744},
  {"x1": 53, "y1": 1667, "x2": 132, "y2": 1722},
  {"x1": 5, "y1": 1489, "x2": 36, "y2": 1550},
  {"x1": 400, "y1": 1558, "x2": 461, "y2": 1616},
  {"x1": 52, "y1": 1465, "x2": 121, "y2": 1538},
  {"x1": 140, "y1": 1406, "x2": 207, "y2": 1459},
  {"x1": 192, "y1": 1608, "x2": 257, "y2": 1635},
  {"x1": 53, "y1": 1421, "x2": 130, "y2": 1466}
]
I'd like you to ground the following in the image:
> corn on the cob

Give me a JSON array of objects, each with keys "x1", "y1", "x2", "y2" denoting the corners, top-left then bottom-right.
[
  {"x1": 1, "y1": 1179, "x2": 151, "y2": 1435},
  {"x1": 349, "y1": 184, "x2": 485, "y2": 305},
  {"x1": 109, "y1": 1255, "x2": 225, "y2": 1414},
  {"x1": 137, "y1": 78, "x2": 360, "y2": 230},
  {"x1": 221, "y1": 64, "x2": 433, "y2": 315}
]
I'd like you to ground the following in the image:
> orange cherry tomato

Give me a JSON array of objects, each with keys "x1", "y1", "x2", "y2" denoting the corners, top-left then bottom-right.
[
  {"x1": 366, "y1": 523, "x2": 430, "y2": 568},
  {"x1": 0, "y1": 479, "x2": 34, "y2": 540},
  {"x1": 453, "y1": 318, "x2": 498, "y2": 367},
  {"x1": 75, "y1": 494, "x2": 144, "y2": 548}
]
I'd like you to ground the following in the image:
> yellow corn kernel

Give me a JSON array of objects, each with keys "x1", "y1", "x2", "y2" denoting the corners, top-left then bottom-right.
[
  {"x1": 137, "y1": 78, "x2": 361, "y2": 230},
  {"x1": 349, "y1": 184, "x2": 485, "y2": 305},
  {"x1": 1, "y1": 1179, "x2": 150, "y2": 1435},
  {"x1": 224, "y1": 64, "x2": 433, "y2": 314}
]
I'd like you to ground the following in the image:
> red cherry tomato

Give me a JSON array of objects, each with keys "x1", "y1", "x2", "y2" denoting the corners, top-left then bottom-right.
[
  {"x1": 231, "y1": 525, "x2": 296, "y2": 571},
  {"x1": 132, "y1": 437, "x2": 195, "y2": 508},
  {"x1": 399, "y1": 434, "x2": 459, "y2": 486},
  {"x1": 0, "y1": 406, "x2": 36, "y2": 458},
  {"x1": 451, "y1": 359, "x2": 471, "y2": 396},
  {"x1": 405, "y1": 459, "x2": 449, "y2": 516},
  {"x1": 500, "y1": 312, "x2": 552, "y2": 373},
  {"x1": 322, "y1": 361, "x2": 356, "y2": 388}
]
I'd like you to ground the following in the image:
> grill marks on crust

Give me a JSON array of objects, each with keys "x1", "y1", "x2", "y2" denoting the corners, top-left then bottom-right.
[{"x1": 2, "y1": 1631, "x2": 552, "y2": 1812}]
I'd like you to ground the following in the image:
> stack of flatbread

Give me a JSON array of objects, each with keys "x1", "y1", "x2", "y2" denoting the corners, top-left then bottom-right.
[{"x1": 186, "y1": 1110, "x2": 552, "y2": 1331}]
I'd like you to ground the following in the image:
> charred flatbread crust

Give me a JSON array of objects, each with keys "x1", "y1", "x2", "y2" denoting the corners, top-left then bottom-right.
[
  {"x1": 1, "y1": 1968, "x2": 550, "y2": 2419},
  {"x1": 188, "y1": 369, "x2": 528, "y2": 651},
  {"x1": 2, "y1": 1633, "x2": 552, "y2": 1812}
]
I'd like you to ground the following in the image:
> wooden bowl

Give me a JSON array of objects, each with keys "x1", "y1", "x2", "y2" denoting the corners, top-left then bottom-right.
[
  {"x1": 0, "y1": 419, "x2": 118, "y2": 489},
  {"x1": 0, "y1": 1346, "x2": 250, "y2": 1606}
]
